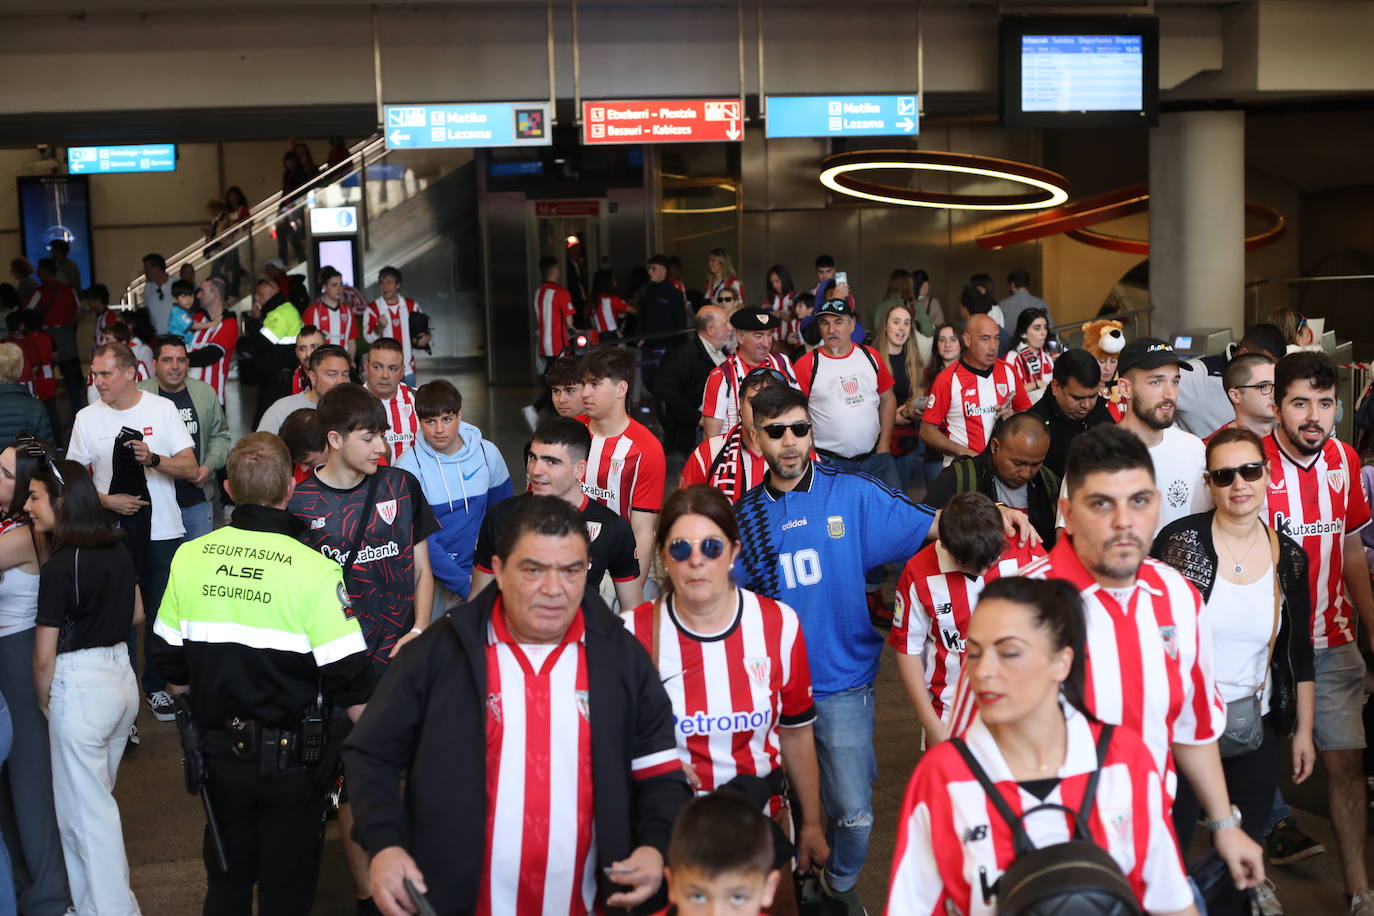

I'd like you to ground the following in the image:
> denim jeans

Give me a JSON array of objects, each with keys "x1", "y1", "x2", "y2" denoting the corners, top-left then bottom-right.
[
  {"x1": 180, "y1": 501, "x2": 214, "y2": 542},
  {"x1": 48, "y1": 645, "x2": 140, "y2": 916},
  {"x1": 0, "y1": 694, "x2": 16, "y2": 916},
  {"x1": 813, "y1": 684, "x2": 877, "y2": 893},
  {"x1": 135, "y1": 536, "x2": 182, "y2": 695}
]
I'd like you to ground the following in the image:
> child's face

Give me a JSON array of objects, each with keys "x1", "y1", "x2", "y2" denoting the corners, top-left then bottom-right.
[
  {"x1": 379, "y1": 275, "x2": 400, "y2": 299},
  {"x1": 794, "y1": 302, "x2": 813, "y2": 319},
  {"x1": 330, "y1": 428, "x2": 386, "y2": 477},
  {"x1": 174, "y1": 293, "x2": 196, "y2": 312},
  {"x1": 420, "y1": 410, "x2": 461, "y2": 453},
  {"x1": 667, "y1": 866, "x2": 779, "y2": 916}
]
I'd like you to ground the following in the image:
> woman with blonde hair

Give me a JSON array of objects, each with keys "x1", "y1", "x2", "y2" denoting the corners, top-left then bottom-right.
[
  {"x1": 877, "y1": 301, "x2": 927, "y2": 489},
  {"x1": 1267, "y1": 307, "x2": 1315, "y2": 351},
  {"x1": 704, "y1": 248, "x2": 743, "y2": 307}
]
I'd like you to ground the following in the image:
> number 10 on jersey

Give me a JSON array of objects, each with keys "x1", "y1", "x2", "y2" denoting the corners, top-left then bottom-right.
[{"x1": 779, "y1": 549, "x2": 822, "y2": 588}]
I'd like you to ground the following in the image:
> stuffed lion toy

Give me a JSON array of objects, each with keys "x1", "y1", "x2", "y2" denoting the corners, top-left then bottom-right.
[{"x1": 1081, "y1": 319, "x2": 1127, "y2": 420}]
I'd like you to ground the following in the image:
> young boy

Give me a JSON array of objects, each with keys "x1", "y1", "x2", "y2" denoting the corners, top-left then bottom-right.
[
  {"x1": 363, "y1": 266, "x2": 429, "y2": 387},
  {"x1": 278, "y1": 406, "x2": 327, "y2": 484},
  {"x1": 301, "y1": 267, "x2": 358, "y2": 349},
  {"x1": 168, "y1": 279, "x2": 198, "y2": 346},
  {"x1": 394, "y1": 380, "x2": 510, "y2": 614},
  {"x1": 654, "y1": 792, "x2": 782, "y2": 916},
  {"x1": 82, "y1": 283, "x2": 119, "y2": 353},
  {"x1": 577, "y1": 346, "x2": 665, "y2": 595}
]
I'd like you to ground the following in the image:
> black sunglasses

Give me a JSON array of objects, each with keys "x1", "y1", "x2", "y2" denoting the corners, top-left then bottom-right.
[
  {"x1": 717, "y1": 295, "x2": 737, "y2": 303},
  {"x1": 667, "y1": 537, "x2": 726, "y2": 562},
  {"x1": 755, "y1": 421, "x2": 812, "y2": 440},
  {"x1": 1206, "y1": 462, "x2": 1264, "y2": 487},
  {"x1": 744, "y1": 366, "x2": 788, "y2": 385}
]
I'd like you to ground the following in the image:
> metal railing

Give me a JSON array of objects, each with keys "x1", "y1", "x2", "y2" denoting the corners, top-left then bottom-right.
[{"x1": 1048, "y1": 304, "x2": 1153, "y2": 348}]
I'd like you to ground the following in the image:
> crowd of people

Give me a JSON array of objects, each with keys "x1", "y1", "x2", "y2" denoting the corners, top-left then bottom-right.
[{"x1": 0, "y1": 237, "x2": 1369, "y2": 916}]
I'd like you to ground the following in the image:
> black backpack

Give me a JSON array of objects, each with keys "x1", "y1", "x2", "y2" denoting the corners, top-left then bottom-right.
[{"x1": 950, "y1": 724, "x2": 1144, "y2": 916}]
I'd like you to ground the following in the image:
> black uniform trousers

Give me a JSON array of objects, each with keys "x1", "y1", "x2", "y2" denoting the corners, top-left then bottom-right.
[{"x1": 202, "y1": 755, "x2": 327, "y2": 916}]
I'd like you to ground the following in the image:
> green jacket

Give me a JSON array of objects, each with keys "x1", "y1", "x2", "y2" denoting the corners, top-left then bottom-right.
[
  {"x1": 261, "y1": 300, "x2": 303, "y2": 344},
  {"x1": 138, "y1": 377, "x2": 231, "y2": 504}
]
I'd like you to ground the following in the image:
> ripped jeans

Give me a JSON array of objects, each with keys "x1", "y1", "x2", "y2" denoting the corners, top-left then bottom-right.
[{"x1": 812, "y1": 683, "x2": 877, "y2": 893}]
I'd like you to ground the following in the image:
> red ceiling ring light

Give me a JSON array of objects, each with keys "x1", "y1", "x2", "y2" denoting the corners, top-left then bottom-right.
[{"x1": 976, "y1": 183, "x2": 1286, "y2": 253}]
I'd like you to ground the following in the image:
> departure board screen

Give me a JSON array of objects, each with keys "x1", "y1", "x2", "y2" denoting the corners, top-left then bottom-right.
[{"x1": 1021, "y1": 35, "x2": 1142, "y2": 112}]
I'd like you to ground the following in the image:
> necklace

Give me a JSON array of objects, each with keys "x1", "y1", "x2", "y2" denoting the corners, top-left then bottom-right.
[{"x1": 1216, "y1": 521, "x2": 1261, "y2": 574}]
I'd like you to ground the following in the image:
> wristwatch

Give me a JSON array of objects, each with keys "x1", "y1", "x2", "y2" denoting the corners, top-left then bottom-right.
[
  {"x1": 1206, "y1": 805, "x2": 1243, "y2": 832},
  {"x1": 149, "y1": 453, "x2": 161, "y2": 468}
]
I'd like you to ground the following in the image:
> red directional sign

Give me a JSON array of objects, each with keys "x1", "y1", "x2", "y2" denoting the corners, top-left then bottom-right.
[{"x1": 582, "y1": 99, "x2": 744, "y2": 145}]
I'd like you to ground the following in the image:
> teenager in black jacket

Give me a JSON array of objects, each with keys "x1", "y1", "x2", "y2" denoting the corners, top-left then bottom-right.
[{"x1": 343, "y1": 496, "x2": 690, "y2": 915}]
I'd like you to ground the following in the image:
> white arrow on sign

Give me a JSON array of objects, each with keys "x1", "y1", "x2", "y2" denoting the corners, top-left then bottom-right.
[
  {"x1": 897, "y1": 117, "x2": 915, "y2": 132},
  {"x1": 726, "y1": 120, "x2": 741, "y2": 140},
  {"x1": 389, "y1": 129, "x2": 411, "y2": 145}
]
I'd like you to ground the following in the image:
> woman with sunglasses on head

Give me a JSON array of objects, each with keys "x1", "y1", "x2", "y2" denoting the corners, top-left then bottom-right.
[
  {"x1": 1151, "y1": 427, "x2": 1315, "y2": 915},
  {"x1": 621, "y1": 485, "x2": 828, "y2": 902},
  {"x1": 704, "y1": 249, "x2": 743, "y2": 308},
  {"x1": 28, "y1": 459, "x2": 143, "y2": 916},
  {"x1": 0, "y1": 437, "x2": 70, "y2": 914},
  {"x1": 889, "y1": 577, "x2": 1197, "y2": 916}
]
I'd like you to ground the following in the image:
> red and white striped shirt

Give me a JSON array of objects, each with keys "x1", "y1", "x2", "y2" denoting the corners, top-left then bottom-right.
[
  {"x1": 678, "y1": 431, "x2": 769, "y2": 501},
  {"x1": 291, "y1": 366, "x2": 310, "y2": 395},
  {"x1": 922, "y1": 360, "x2": 1031, "y2": 460},
  {"x1": 888, "y1": 705, "x2": 1192, "y2": 916},
  {"x1": 1012, "y1": 343, "x2": 1054, "y2": 390},
  {"x1": 364, "y1": 297, "x2": 423, "y2": 376},
  {"x1": 92, "y1": 309, "x2": 119, "y2": 353},
  {"x1": 890, "y1": 539, "x2": 1046, "y2": 720},
  {"x1": 1263, "y1": 432, "x2": 1371, "y2": 649},
  {"x1": 481, "y1": 601, "x2": 596, "y2": 916},
  {"x1": 577, "y1": 416, "x2": 666, "y2": 521},
  {"x1": 301, "y1": 301, "x2": 357, "y2": 348},
  {"x1": 620, "y1": 590, "x2": 816, "y2": 792},
  {"x1": 374, "y1": 382, "x2": 419, "y2": 463},
  {"x1": 341, "y1": 285, "x2": 368, "y2": 320},
  {"x1": 11, "y1": 332, "x2": 56, "y2": 401},
  {"x1": 591, "y1": 295, "x2": 630, "y2": 337},
  {"x1": 705, "y1": 275, "x2": 743, "y2": 305},
  {"x1": 699, "y1": 352, "x2": 797, "y2": 432},
  {"x1": 766, "y1": 292, "x2": 794, "y2": 342},
  {"x1": 188, "y1": 317, "x2": 239, "y2": 405},
  {"x1": 535, "y1": 282, "x2": 575, "y2": 358},
  {"x1": 948, "y1": 538, "x2": 1225, "y2": 788}
]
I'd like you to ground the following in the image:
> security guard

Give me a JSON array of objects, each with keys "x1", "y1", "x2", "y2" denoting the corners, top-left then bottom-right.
[{"x1": 151, "y1": 432, "x2": 375, "y2": 916}]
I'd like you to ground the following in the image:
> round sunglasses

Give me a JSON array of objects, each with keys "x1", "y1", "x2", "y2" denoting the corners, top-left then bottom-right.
[
  {"x1": 1205, "y1": 462, "x2": 1264, "y2": 487},
  {"x1": 666, "y1": 537, "x2": 727, "y2": 562}
]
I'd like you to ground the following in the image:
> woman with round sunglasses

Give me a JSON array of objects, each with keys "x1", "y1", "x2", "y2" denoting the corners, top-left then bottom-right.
[
  {"x1": 1151, "y1": 427, "x2": 1315, "y2": 914},
  {"x1": 621, "y1": 485, "x2": 829, "y2": 895}
]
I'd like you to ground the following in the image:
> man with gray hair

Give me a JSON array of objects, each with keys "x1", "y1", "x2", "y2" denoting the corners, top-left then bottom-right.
[
  {"x1": 187, "y1": 276, "x2": 239, "y2": 406},
  {"x1": 0, "y1": 340, "x2": 51, "y2": 442},
  {"x1": 652, "y1": 303, "x2": 729, "y2": 456}
]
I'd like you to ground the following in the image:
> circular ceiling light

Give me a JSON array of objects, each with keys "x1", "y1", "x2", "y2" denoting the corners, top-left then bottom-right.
[{"x1": 819, "y1": 150, "x2": 1070, "y2": 211}]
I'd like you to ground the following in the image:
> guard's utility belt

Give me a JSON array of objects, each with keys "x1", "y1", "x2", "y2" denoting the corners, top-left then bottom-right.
[{"x1": 203, "y1": 719, "x2": 311, "y2": 777}]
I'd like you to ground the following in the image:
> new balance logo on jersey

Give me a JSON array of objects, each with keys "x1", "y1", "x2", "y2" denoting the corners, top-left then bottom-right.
[
  {"x1": 1273, "y1": 512, "x2": 1344, "y2": 538},
  {"x1": 677, "y1": 708, "x2": 773, "y2": 737},
  {"x1": 963, "y1": 824, "x2": 988, "y2": 844},
  {"x1": 935, "y1": 601, "x2": 953, "y2": 616},
  {"x1": 309, "y1": 516, "x2": 328, "y2": 529}
]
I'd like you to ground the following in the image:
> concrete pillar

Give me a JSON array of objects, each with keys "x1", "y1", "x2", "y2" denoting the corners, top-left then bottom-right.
[{"x1": 1147, "y1": 110, "x2": 1246, "y2": 339}]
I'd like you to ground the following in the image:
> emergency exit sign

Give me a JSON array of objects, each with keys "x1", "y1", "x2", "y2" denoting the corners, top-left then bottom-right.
[{"x1": 582, "y1": 99, "x2": 744, "y2": 145}]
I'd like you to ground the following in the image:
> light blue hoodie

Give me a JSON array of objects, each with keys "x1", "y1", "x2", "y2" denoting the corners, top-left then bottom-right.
[{"x1": 394, "y1": 421, "x2": 511, "y2": 596}]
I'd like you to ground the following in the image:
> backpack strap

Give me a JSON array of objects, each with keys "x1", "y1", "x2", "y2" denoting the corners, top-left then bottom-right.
[
  {"x1": 950, "y1": 738, "x2": 1036, "y2": 855},
  {"x1": 1072, "y1": 723, "x2": 1115, "y2": 840}
]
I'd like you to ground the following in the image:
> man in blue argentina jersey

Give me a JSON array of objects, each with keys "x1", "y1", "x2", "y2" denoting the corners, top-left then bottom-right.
[{"x1": 734, "y1": 385, "x2": 1034, "y2": 914}]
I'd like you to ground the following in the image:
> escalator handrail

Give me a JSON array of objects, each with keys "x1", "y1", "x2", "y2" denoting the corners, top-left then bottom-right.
[{"x1": 122, "y1": 134, "x2": 390, "y2": 303}]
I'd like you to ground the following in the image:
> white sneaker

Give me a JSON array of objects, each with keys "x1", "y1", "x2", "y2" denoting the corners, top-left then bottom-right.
[
  {"x1": 146, "y1": 690, "x2": 176, "y2": 722},
  {"x1": 126, "y1": 723, "x2": 141, "y2": 747},
  {"x1": 1254, "y1": 879, "x2": 1283, "y2": 915}
]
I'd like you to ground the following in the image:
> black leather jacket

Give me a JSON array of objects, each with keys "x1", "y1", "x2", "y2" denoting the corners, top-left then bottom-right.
[{"x1": 1151, "y1": 511, "x2": 1315, "y2": 735}]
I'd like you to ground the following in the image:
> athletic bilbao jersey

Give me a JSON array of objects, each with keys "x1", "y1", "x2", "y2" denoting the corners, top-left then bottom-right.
[
  {"x1": 947, "y1": 537, "x2": 1225, "y2": 786},
  {"x1": 734, "y1": 462, "x2": 936, "y2": 697},
  {"x1": 767, "y1": 292, "x2": 794, "y2": 342},
  {"x1": 1012, "y1": 343, "x2": 1054, "y2": 390},
  {"x1": 888, "y1": 706, "x2": 1192, "y2": 916},
  {"x1": 890, "y1": 539, "x2": 1045, "y2": 719},
  {"x1": 288, "y1": 466, "x2": 438, "y2": 669},
  {"x1": 188, "y1": 317, "x2": 239, "y2": 405},
  {"x1": 301, "y1": 301, "x2": 357, "y2": 348},
  {"x1": 474, "y1": 494, "x2": 640, "y2": 590},
  {"x1": 364, "y1": 297, "x2": 423, "y2": 376},
  {"x1": 482, "y1": 601, "x2": 596, "y2": 916},
  {"x1": 374, "y1": 382, "x2": 419, "y2": 462},
  {"x1": 12, "y1": 332, "x2": 56, "y2": 401},
  {"x1": 577, "y1": 416, "x2": 666, "y2": 520},
  {"x1": 705, "y1": 275, "x2": 743, "y2": 305},
  {"x1": 591, "y1": 294, "x2": 630, "y2": 336},
  {"x1": 699, "y1": 353, "x2": 797, "y2": 431},
  {"x1": 621, "y1": 590, "x2": 815, "y2": 792},
  {"x1": 291, "y1": 366, "x2": 310, "y2": 395},
  {"x1": 923, "y1": 359, "x2": 1031, "y2": 458},
  {"x1": 534, "y1": 282, "x2": 575, "y2": 358},
  {"x1": 1263, "y1": 432, "x2": 1371, "y2": 649},
  {"x1": 679, "y1": 431, "x2": 769, "y2": 502},
  {"x1": 92, "y1": 309, "x2": 119, "y2": 353}
]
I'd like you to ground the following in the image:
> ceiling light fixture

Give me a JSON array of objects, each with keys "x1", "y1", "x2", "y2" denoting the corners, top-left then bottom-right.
[{"x1": 818, "y1": 150, "x2": 1070, "y2": 211}]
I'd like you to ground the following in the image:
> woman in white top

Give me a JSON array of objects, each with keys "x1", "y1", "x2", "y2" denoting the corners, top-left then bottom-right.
[
  {"x1": 889, "y1": 576, "x2": 1197, "y2": 916},
  {"x1": 0, "y1": 437, "x2": 69, "y2": 913},
  {"x1": 704, "y1": 248, "x2": 743, "y2": 307},
  {"x1": 1151, "y1": 426, "x2": 1316, "y2": 915}
]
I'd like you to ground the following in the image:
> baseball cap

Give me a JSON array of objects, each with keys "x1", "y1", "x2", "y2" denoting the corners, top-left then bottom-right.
[
  {"x1": 816, "y1": 298, "x2": 855, "y2": 318},
  {"x1": 1116, "y1": 337, "x2": 1194, "y2": 375},
  {"x1": 729, "y1": 306, "x2": 781, "y2": 331}
]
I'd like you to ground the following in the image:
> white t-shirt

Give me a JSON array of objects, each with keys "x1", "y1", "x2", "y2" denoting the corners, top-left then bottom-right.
[
  {"x1": 1209, "y1": 572, "x2": 1278, "y2": 712},
  {"x1": 67, "y1": 391, "x2": 196, "y2": 541},
  {"x1": 1150, "y1": 425, "x2": 1211, "y2": 532}
]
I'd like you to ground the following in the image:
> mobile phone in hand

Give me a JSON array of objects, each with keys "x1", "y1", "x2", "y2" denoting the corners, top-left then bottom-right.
[
  {"x1": 835, "y1": 271, "x2": 848, "y2": 286},
  {"x1": 405, "y1": 878, "x2": 438, "y2": 916}
]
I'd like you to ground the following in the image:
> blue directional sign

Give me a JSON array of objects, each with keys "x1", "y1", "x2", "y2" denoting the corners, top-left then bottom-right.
[
  {"x1": 384, "y1": 102, "x2": 553, "y2": 150},
  {"x1": 67, "y1": 144, "x2": 177, "y2": 174},
  {"x1": 764, "y1": 95, "x2": 920, "y2": 139}
]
